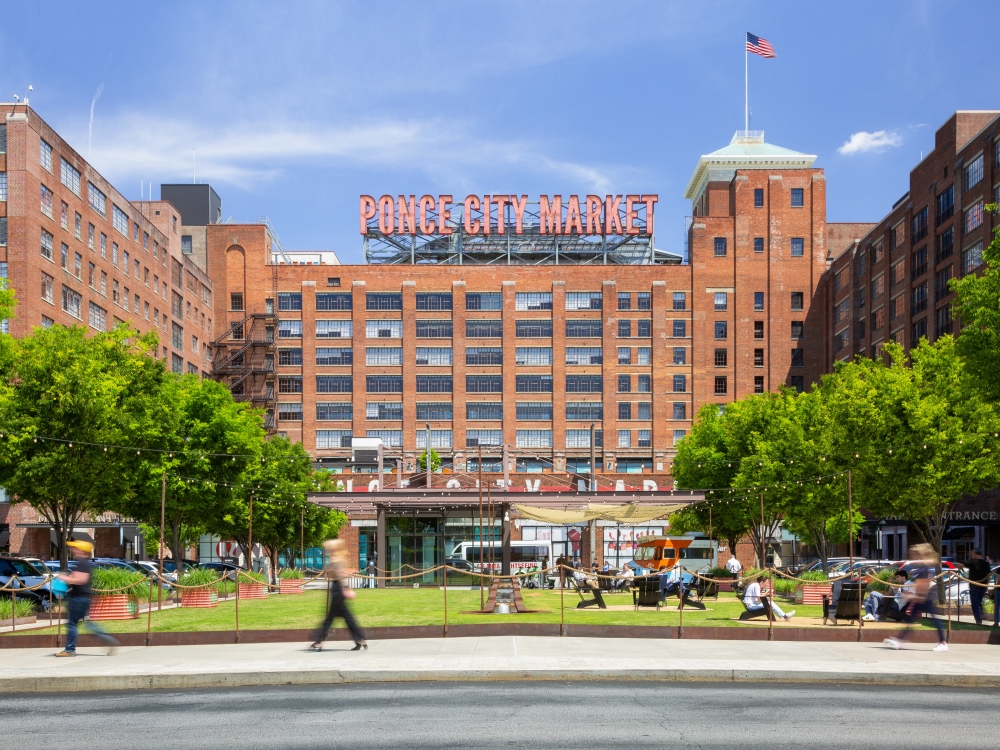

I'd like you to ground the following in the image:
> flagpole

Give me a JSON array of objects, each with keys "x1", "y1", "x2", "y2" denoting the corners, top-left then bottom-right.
[{"x1": 745, "y1": 34, "x2": 749, "y2": 133}]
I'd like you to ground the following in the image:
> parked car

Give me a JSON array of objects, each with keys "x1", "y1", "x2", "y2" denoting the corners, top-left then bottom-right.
[
  {"x1": 93, "y1": 558, "x2": 173, "y2": 591},
  {"x1": 42, "y1": 560, "x2": 78, "y2": 574},
  {"x1": 152, "y1": 559, "x2": 200, "y2": 580},
  {"x1": 0, "y1": 556, "x2": 54, "y2": 611},
  {"x1": 800, "y1": 557, "x2": 852, "y2": 574},
  {"x1": 198, "y1": 561, "x2": 241, "y2": 577}
]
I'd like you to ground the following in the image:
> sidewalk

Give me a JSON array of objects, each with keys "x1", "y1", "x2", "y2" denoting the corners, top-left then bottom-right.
[{"x1": 3, "y1": 636, "x2": 1000, "y2": 693}]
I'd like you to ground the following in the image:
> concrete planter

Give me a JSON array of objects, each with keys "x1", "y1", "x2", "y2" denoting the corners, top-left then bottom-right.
[
  {"x1": 89, "y1": 595, "x2": 139, "y2": 620},
  {"x1": 0, "y1": 616, "x2": 37, "y2": 627},
  {"x1": 180, "y1": 589, "x2": 219, "y2": 608},
  {"x1": 795, "y1": 582, "x2": 832, "y2": 605},
  {"x1": 237, "y1": 583, "x2": 268, "y2": 600},
  {"x1": 279, "y1": 580, "x2": 304, "y2": 595}
]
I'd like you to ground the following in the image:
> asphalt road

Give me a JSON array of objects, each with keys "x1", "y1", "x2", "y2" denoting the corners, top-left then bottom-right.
[{"x1": 6, "y1": 681, "x2": 996, "y2": 749}]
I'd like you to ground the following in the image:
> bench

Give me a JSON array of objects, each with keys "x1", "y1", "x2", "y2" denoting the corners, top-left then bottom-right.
[
  {"x1": 823, "y1": 581, "x2": 865, "y2": 624},
  {"x1": 631, "y1": 574, "x2": 708, "y2": 611},
  {"x1": 738, "y1": 594, "x2": 774, "y2": 621},
  {"x1": 570, "y1": 577, "x2": 607, "y2": 609}
]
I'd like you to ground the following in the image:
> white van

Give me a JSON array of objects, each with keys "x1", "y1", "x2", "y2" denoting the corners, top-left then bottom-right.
[{"x1": 450, "y1": 540, "x2": 555, "y2": 573}]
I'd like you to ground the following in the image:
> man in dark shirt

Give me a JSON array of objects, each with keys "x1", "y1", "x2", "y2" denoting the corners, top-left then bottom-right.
[
  {"x1": 966, "y1": 549, "x2": 991, "y2": 626},
  {"x1": 55, "y1": 540, "x2": 119, "y2": 657}
]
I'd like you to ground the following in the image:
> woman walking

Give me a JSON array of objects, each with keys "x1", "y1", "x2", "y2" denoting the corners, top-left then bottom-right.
[
  {"x1": 884, "y1": 543, "x2": 948, "y2": 651},
  {"x1": 311, "y1": 539, "x2": 367, "y2": 652}
]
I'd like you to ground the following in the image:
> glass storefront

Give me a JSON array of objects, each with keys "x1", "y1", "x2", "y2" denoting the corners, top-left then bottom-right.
[{"x1": 384, "y1": 511, "x2": 500, "y2": 586}]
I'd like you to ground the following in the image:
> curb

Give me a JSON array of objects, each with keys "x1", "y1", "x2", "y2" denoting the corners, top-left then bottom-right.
[{"x1": 4, "y1": 667, "x2": 1000, "y2": 693}]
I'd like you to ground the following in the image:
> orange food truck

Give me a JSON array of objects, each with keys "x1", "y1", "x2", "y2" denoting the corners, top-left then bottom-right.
[{"x1": 633, "y1": 536, "x2": 717, "y2": 573}]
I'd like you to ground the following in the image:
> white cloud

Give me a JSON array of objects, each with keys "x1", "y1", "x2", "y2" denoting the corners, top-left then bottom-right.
[{"x1": 837, "y1": 130, "x2": 903, "y2": 155}]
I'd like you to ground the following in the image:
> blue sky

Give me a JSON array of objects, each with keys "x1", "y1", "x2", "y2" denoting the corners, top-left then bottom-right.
[{"x1": 2, "y1": 1, "x2": 995, "y2": 263}]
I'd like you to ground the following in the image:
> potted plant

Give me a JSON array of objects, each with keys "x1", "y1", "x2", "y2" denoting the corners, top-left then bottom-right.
[
  {"x1": 278, "y1": 568, "x2": 305, "y2": 595},
  {"x1": 236, "y1": 570, "x2": 269, "y2": 600},
  {"x1": 794, "y1": 570, "x2": 833, "y2": 604},
  {"x1": 89, "y1": 567, "x2": 148, "y2": 620},
  {"x1": 706, "y1": 566, "x2": 736, "y2": 591},
  {"x1": 177, "y1": 568, "x2": 221, "y2": 608}
]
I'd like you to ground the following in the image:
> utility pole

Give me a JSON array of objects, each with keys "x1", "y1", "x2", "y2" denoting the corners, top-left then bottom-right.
[
  {"x1": 589, "y1": 423, "x2": 597, "y2": 491},
  {"x1": 502, "y1": 442, "x2": 509, "y2": 490},
  {"x1": 478, "y1": 444, "x2": 484, "y2": 611},
  {"x1": 425, "y1": 423, "x2": 432, "y2": 488},
  {"x1": 158, "y1": 472, "x2": 165, "y2": 611}
]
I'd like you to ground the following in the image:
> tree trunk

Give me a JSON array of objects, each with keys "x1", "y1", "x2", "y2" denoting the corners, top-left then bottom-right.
[{"x1": 170, "y1": 520, "x2": 185, "y2": 577}]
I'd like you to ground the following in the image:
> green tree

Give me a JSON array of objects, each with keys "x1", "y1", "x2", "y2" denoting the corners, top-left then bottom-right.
[
  {"x1": 417, "y1": 448, "x2": 441, "y2": 473},
  {"x1": 0, "y1": 324, "x2": 168, "y2": 569}
]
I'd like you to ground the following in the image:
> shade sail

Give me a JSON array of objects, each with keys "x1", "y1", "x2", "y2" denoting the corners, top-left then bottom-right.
[{"x1": 514, "y1": 502, "x2": 689, "y2": 524}]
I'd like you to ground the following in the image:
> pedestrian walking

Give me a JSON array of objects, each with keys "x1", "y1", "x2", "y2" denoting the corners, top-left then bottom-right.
[
  {"x1": 311, "y1": 539, "x2": 367, "y2": 652},
  {"x1": 965, "y1": 549, "x2": 990, "y2": 626},
  {"x1": 884, "y1": 544, "x2": 948, "y2": 651},
  {"x1": 54, "y1": 541, "x2": 120, "y2": 657}
]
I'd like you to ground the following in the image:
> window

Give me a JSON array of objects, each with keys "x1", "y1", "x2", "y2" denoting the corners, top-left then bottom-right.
[
  {"x1": 61, "y1": 285, "x2": 82, "y2": 319},
  {"x1": 714, "y1": 237, "x2": 728, "y2": 257},
  {"x1": 466, "y1": 346, "x2": 503, "y2": 365},
  {"x1": 566, "y1": 292, "x2": 602, "y2": 310},
  {"x1": 637, "y1": 292, "x2": 651, "y2": 310},
  {"x1": 618, "y1": 402, "x2": 632, "y2": 420},
  {"x1": 566, "y1": 375, "x2": 602, "y2": 393},
  {"x1": 41, "y1": 229, "x2": 53, "y2": 260},
  {"x1": 618, "y1": 320, "x2": 631, "y2": 338},
  {"x1": 515, "y1": 292, "x2": 552, "y2": 311},
  {"x1": 316, "y1": 292, "x2": 352, "y2": 310},
  {"x1": 963, "y1": 241, "x2": 984, "y2": 275},
  {"x1": 935, "y1": 304, "x2": 952, "y2": 337},
  {"x1": 714, "y1": 292, "x2": 728, "y2": 311},
  {"x1": 274, "y1": 292, "x2": 301, "y2": 311},
  {"x1": 467, "y1": 430, "x2": 503, "y2": 447},
  {"x1": 618, "y1": 374, "x2": 631, "y2": 392},
  {"x1": 617, "y1": 292, "x2": 631, "y2": 311},
  {"x1": 316, "y1": 347, "x2": 352, "y2": 366},
  {"x1": 0, "y1": 125, "x2": 5, "y2": 153},
  {"x1": 754, "y1": 348, "x2": 764, "y2": 367},
  {"x1": 911, "y1": 283, "x2": 928, "y2": 315},
  {"x1": 278, "y1": 348, "x2": 302, "y2": 366},
  {"x1": 714, "y1": 321, "x2": 728, "y2": 339},
  {"x1": 911, "y1": 207, "x2": 928, "y2": 243},
  {"x1": 673, "y1": 429, "x2": 687, "y2": 444},
  {"x1": 465, "y1": 292, "x2": 502, "y2": 310},
  {"x1": 754, "y1": 292, "x2": 764, "y2": 311},
  {"x1": 638, "y1": 402, "x2": 652, "y2": 420},
  {"x1": 316, "y1": 375, "x2": 353, "y2": 393},
  {"x1": 936, "y1": 185, "x2": 954, "y2": 225},
  {"x1": 327, "y1": 277, "x2": 341, "y2": 287},
  {"x1": 516, "y1": 375, "x2": 552, "y2": 393},
  {"x1": 416, "y1": 292, "x2": 452, "y2": 310},
  {"x1": 61, "y1": 159, "x2": 82, "y2": 194},
  {"x1": 566, "y1": 429, "x2": 596, "y2": 449},
  {"x1": 366, "y1": 347, "x2": 403, "y2": 365},
  {"x1": 318, "y1": 402, "x2": 354, "y2": 421},
  {"x1": 672, "y1": 375, "x2": 686, "y2": 393},
  {"x1": 791, "y1": 292, "x2": 804, "y2": 311},
  {"x1": 41, "y1": 315, "x2": 54, "y2": 329},
  {"x1": 617, "y1": 347, "x2": 631, "y2": 365},
  {"x1": 277, "y1": 402, "x2": 303, "y2": 422},
  {"x1": 88, "y1": 182, "x2": 106, "y2": 216},
  {"x1": 672, "y1": 402, "x2": 686, "y2": 420},
  {"x1": 466, "y1": 319, "x2": 502, "y2": 338},
  {"x1": 516, "y1": 347, "x2": 552, "y2": 365},
  {"x1": 891, "y1": 259, "x2": 906, "y2": 287},
  {"x1": 179, "y1": 235, "x2": 193, "y2": 254},
  {"x1": 466, "y1": 375, "x2": 503, "y2": 393},
  {"x1": 365, "y1": 402, "x2": 402, "y2": 421},
  {"x1": 88, "y1": 262, "x2": 96, "y2": 287},
  {"x1": 567, "y1": 319, "x2": 602, "y2": 337},
  {"x1": 754, "y1": 376, "x2": 765, "y2": 394},
  {"x1": 367, "y1": 430, "x2": 403, "y2": 448},
  {"x1": 468, "y1": 402, "x2": 504, "y2": 420},
  {"x1": 714, "y1": 376, "x2": 728, "y2": 395},
  {"x1": 111, "y1": 205, "x2": 128, "y2": 235},
  {"x1": 41, "y1": 272, "x2": 54, "y2": 303},
  {"x1": 934, "y1": 266, "x2": 952, "y2": 302},
  {"x1": 316, "y1": 320, "x2": 353, "y2": 338},
  {"x1": 0, "y1": 173, "x2": 5, "y2": 201},
  {"x1": 890, "y1": 294, "x2": 904, "y2": 321},
  {"x1": 317, "y1": 430, "x2": 354, "y2": 449},
  {"x1": 278, "y1": 320, "x2": 302, "y2": 338},
  {"x1": 100, "y1": 233, "x2": 106, "y2": 258},
  {"x1": 672, "y1": 320, "x2": 686, "y2": 337},
  {"x1": 790, "y1": 237, "x2": 804, "y2": 257},
  {"x1": 617, "y1": 430, "x2": 631, "y2": 448},
  {"x1": 100, "y1": 271, "x2": 107, "y2": 295},
  {"x1": 754, "y1": 188, "x2": 764, "y2": 207},
  {"x1": 912, "y1": 318, "x2": 927, "y2": 342},
  {"x1": 40, "y1": 184, "x2": 54, "y2": 217},
  {"x1": 416, "y1": 347, "x2": 452, "y2": 365},
  {"x1": 39, "y1": 138, "x2": 52, "y2": 170},
  {"x1": 60, "y1": 242, "x2": 68, "y2": 269},
  {"x1": 170, "y1": 354, "x2": 183, "y2": 374},
  {"x1": 790, "y1": 376, "x2": 804, "y2": 393},
  {"x1": 911, "y1": 246, "x2": 927, "y2": 278},
  {"x1": 791, "y1": 321, "x2": 804, "y2": 339},
  {"x1": 935, "y1": 227, "x2": 954, "y2": 264},
  {"x1": 791, "y1": 348, "x2": 804, "y2": 367},
  {"x1": 366, "y1": 319, "x2": 402, "y2": 338},
  {"x1": 754, "y1": 237, "x2": 764, "y2": 254},
  {"x1": 637, "y1": 374, "x2": 651, "y2": 392},
  {"x1": 515, "y1": 320, "x2": 552, "y2": 337},
  {"x1": 637, "y1": 347, "x2": 650, "y2": 365},
  {"x1": 672, "y1": 292, "x2": 686, "y2": 311},
  {"x1": 872, "y1": 306, "x2": 885, "y2": 332},
  {"x1": 416, "y1": 319, "x2": 453, "y2": 338},
  {"x1": 714, "y1": 348, "x2": 728, "y2": 367},
  {"x1": 418, "y1": 402, "x2": 454, "y2": 420},
  {"x1": 367, "y1": 375, "x2": 403, "y2": 393},
  {"x1": 965, "y1": 201, "x2": 984, "y2": 234},
  {"x1": 754, "y1": 321, "x2": 764, "y2": 339},
  {"x1": 565, "y1": 402, "x2": 601, "y2": 420},
  {"x1": 638, "y1": 430, "x2": 651, "y2": 448},
  {"x1": 790, "y1": 188, "x2": 804, "y2": 207},
  {"x1": 964, "y1": 153, "x2": 984, "y2": 191},
  {"x1": 278, "y1": 376, "x2": 303, "y2": 393},
  {"x1": 366, "y1": 292, "x2": 402, "y2": 310},
  {"x1": 516, "y1": 430, "x2": 552, "y2": 448},
  {"x1": 416, "y1": 375, "x2": 453, "y2": 393},
  {"x1": 834, "y1": 330, "x2": 848, "y2": 353},
  {"x1": 672, "y1": 346, "x2": 686, "y2": 365}
]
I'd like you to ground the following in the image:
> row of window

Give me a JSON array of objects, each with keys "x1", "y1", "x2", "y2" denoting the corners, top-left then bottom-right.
[
  {"x1": 749, "y1": 187, "x2": 805, "y2": 208},
  {"x1": 309, "y1": 428, "x2": 660, "y2": 450},
  {"x1": 276, "y1": 374, "x2": 665, "y2": 394},
  {"x1": 713, "y1": 236, "x2": 806, "y2": 257},
  {"x1": 271, "y1": 318, "x2": 689, "y2": 340}
]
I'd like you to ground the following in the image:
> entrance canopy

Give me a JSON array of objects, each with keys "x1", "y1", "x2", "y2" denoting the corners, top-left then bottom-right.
[{"x1": 514, "y1": 502, "x2": 690, "y2": 525}]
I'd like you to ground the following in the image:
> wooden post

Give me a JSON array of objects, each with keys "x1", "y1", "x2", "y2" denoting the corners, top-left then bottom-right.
[
  {"x1": 11, "y1": 577, "x2": 16, "y2": 633},
  {"x1": 478, "y1": 445, "x2": 484, "y2": 612},
  {"x1": 235, "y1": 570, "x2": 240, "y2": 644},
  {"x1": 145, "y1": 574, "x2": 155, "y2": 646},
  {"x1": 677, "y1": 566, "x2": 684, "y2": 639},
  {"x1": 300, "y1": 505, "x2": 305, "y2": 569},
  {"x1": 849, "y1": 470, "x2": 861, "y2": 641},
  {"x1": 709, "y1": 506, "x2": 717, "y2": 600},
  {"x1": 443, "y1": 562, "x2": 448, "y2": 638},
  {"x1": 158, "y1": 472, "x2": 166, "y2": 611},
  {"x1": 947, "y1": 571, "x2": 952, "y2": 642},
  {"x1": 560, "y1": 567, "x2": 565, "y2": 636},
  {"x1": 763, "y1": 492, "x2": 772, "y2": 640}
]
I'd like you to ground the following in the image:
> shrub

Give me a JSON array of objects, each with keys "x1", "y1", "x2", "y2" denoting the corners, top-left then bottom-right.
[
  {"x1": 279, "y1": 568, "x2": 304, "y2": 580},
  {"x1": 706, "y1": 566, "x2": 735, "y2": 578},
  {"x1": 742, "y1": 567, "x2": 773, "y2": 582},
  {"x1": 867, "y1": 566, "x2": 899, "y2": 593},
  {"x1": 774, "y1": 578, "x2": 796, "y2": 596},
  {"x1": 0, "y1": 597, "x2": 36, "y2": 620},
  {"x1": 236, "y1": 570, "x2": 268, "y2": 585},
  {"x1": 798, "y1": 571, "x2": 830, "y2": 582},
  {"x1": 176, "y1": 568, "x2": 222, "y2": 589},
  {"x1": 91, "y1": 567, "x2": 151, "y2": 601}
]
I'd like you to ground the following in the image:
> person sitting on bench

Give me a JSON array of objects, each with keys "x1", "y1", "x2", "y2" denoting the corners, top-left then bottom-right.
[
  {"x1": 743, "y1": 574, "x2": 795, "y2": 621},
  {"x1": 618, "y1": 564, "x2": 635, "y2": 591},
  {"x1": 862, "y1": 569, "x2": 909, "y2": 622},
  {"x1": 659, "y1": 566, "x2": 684, "y2": 604}
]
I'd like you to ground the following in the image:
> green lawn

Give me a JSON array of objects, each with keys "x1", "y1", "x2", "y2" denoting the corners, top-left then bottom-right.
[{"x1": 9, "y1": 587, "x2": 966, "y2": 635}]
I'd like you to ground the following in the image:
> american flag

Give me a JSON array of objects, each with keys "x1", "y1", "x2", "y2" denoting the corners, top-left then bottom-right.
[{"x1": 746, "y1": 32, "x2": 776, "y2": 58}]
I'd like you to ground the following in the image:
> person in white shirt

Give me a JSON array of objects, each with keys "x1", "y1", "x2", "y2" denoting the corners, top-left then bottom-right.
[
  {"x1": 743, "y1": 574, "x2": 795, "y2": 620},
  {"x1": 725, "y1": 554, "x2": 742, "y2": 576},
  {"x1": 617, "y1": 564, "x2": 635, "y2": 591}
]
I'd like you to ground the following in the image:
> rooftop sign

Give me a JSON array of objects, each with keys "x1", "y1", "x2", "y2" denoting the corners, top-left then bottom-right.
[{"x1": 360, "y1": 194, "x2": 657, "y2": 236}]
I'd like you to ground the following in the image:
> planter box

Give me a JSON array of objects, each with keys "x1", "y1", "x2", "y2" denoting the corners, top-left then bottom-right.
[
  {"x1": 795, "y1": 582, "x2": 833, "y2": 605},
  {"x1": 717, "y1": 580, "x2": 736, "y2": 592},
  {"x1": 180, "y1": 589, "x2": 219, "y2": 608},
  {"x1": 89, "y1": 595, "x2": 139, "y2": 620},
  {"x1": 279, "y1": 580, "x2": 304, "y2": 595},
  {"x1": 0, "y1": 616, "x2": 36, "y2": 627},
  {"x1": 237, "y1": 583, "x2": 268, "y2": 600}
]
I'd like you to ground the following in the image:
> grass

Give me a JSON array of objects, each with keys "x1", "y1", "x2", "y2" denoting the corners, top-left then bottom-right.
[
  {"x1": 7, "y1": 587, "x2": 973, "y2": 636},
  {"x1": 0, "y1": 598, "x2": 36, "y2": 620}
]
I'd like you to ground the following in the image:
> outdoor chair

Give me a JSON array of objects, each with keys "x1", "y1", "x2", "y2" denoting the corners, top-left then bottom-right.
[
  {"x1": 631, "y1": 576, "x2": 661, "y2": 610},
  {"x1": 822, "y1": 581, "x2": 865, "y2": 625},
  {"x1": 738, "y1": 595, "x2": 774, "y2": 621},
  {"x1": 570, "y1": 577, "x2": 607, "y2": 609}
]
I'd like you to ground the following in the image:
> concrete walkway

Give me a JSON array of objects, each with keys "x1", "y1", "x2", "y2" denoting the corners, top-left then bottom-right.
[{"x1": 3, "y1": 636, "x2": 1000, "y2": 692}]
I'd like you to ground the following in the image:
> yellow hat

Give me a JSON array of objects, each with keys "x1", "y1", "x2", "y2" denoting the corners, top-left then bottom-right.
[{"x1": 66, "y1": 540, "x2": 94, "y2": 553}]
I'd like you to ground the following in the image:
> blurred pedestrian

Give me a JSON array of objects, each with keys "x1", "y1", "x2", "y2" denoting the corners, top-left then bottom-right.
[
  {"x1": 55, "y1": 541, "x2": 120, "y2": 657},
  {"x1": 555, "y1": 555, "x2": 567, "y2": 589},
  {"x1": 884, "y1": 544, "x2": 948, "y2": 651},
  {"x1": 311, "y1": 539, "x2": 366, "y2": 652},
  {"x1": 965, "y1": 549, "x2": 990, "y2": 626}
]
